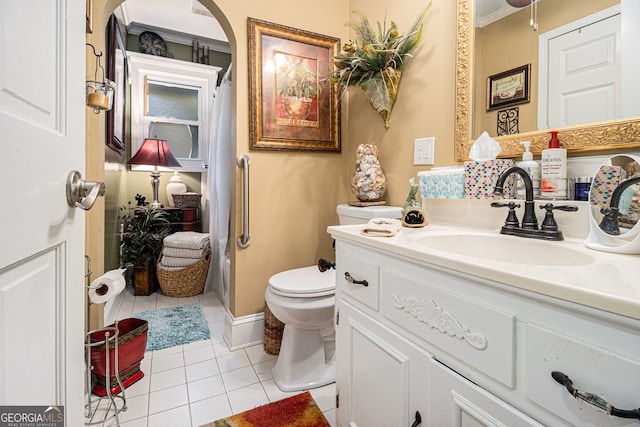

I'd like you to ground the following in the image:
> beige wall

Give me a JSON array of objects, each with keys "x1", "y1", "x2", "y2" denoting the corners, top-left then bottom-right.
[
  {"x1": 89, "y1": 0, "x2": 459, "y2": 318},
  {"x1": 474, "y1": 0, "x2": 619, "y2": 137}
]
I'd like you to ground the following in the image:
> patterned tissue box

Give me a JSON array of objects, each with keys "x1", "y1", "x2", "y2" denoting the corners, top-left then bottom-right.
[
  {"x1": 591, "y1": 165, "x2": 626, "y2": 209},
  {"x1": 418, "y1": 169, "x2": 465, "y2": 199},
  {"x1": 464, "y1": 159, "x2": 515, "y2": 199}
]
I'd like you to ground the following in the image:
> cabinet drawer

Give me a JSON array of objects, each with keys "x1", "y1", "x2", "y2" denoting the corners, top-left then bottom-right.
[
  {"x1": 336, "y1": 250, "x2": 380, "y2": 311},
  {"x1": 526, "y1": 324, "x2": 640, "y2": 427},
  {"x1": 380, "y1": 268, "x2": 515, "y2": 388}
]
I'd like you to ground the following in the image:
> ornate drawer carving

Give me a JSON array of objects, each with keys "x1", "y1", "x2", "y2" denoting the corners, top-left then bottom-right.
[{"x1": 380, "y1": 267, "x2": 516, "y2": 388}]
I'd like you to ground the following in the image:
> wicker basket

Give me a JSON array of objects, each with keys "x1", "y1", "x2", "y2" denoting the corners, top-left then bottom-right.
[
  {"x1": 172, "y1": 193, "x2": 202, "y2": 208},
  {"x1": 264, "y1": 304, "x2": 284, "y2": 355},
  {"x1": 156, "y1": 249, "x2": 211, "y2": 297}
]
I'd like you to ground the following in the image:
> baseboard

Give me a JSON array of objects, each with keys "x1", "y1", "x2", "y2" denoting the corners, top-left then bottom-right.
[{"x1": 223, "y1": 311, "x2": 264, "y2": 351}]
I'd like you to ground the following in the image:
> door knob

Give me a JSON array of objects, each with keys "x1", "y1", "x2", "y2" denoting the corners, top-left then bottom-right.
[{"x1": 66, "y1": 170, "x2": 105, "y2": 210}]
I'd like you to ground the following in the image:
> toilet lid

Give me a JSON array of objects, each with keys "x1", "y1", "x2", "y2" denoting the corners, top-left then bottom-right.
[{"x1": 269, "y1": 266, "x2": 335, "y2": 297}]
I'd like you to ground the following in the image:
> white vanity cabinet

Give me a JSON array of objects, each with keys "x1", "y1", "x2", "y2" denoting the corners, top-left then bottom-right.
[{"x1": 331, "y1": 236, "x2": 640, "y2": 427}]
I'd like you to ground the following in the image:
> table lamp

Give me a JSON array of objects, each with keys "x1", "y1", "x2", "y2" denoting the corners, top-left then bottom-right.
[{"x1": 128, "y1": 137, "x2": 181, "y2": 208}]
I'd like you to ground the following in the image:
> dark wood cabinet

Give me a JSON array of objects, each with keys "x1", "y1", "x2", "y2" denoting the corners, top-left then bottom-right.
[{"x1": 158, "y1": 207, "x2": 200, "y2": 233}]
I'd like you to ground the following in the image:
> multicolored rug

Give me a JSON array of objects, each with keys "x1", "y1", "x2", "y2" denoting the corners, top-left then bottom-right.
[
  {"x1": 200, "y1": 392, "x2": 330, "y2": 427},
  {"x1": 133, "y1": 303, "x2": 210, "y2": 351}
]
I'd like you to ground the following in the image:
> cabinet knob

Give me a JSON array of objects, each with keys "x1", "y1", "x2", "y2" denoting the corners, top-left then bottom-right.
[{"x1": 344, "y1": 272, "x2": 368, "y2": 287}]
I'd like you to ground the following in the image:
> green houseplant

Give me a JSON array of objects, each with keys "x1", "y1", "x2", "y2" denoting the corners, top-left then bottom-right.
[
  {"x1": 331, "y1": 4, "x2": 430, "y2": 128},
  {"x1": 277, "y1": 59, "x2": 319, "y2": 120},
  {"x1": 120, "y1": 199, "x2": 170, "y2": 295}
]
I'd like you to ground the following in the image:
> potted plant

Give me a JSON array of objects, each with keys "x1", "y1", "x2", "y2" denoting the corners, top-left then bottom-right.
[
  {"x1": 277, "y1": 58, "x2": 319, "y2": 120},
  {"x1": 330, "y1": 4, "x2": 430, "y2": 128},
  {"x1": 120, "y1": 196, "x2": 170, "y2": 295}
]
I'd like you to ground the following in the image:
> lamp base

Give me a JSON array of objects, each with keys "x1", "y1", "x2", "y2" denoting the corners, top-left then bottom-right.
[{"x1": 150, "y1": 169, "x2": 162, "y2": 209}]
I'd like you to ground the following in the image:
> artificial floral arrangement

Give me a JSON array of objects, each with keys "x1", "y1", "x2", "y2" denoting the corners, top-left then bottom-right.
[{"x1": 331, "y1": 4, "x2": 430, "y2": 128}]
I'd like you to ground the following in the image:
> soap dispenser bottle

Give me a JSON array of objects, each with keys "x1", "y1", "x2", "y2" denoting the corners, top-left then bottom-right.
[
  {"x1": 516, "y1": 141, "x2": 540, "y2": 198},
  {"x1": 541, "y1": 131, "x2": 567, "y2": 199}
]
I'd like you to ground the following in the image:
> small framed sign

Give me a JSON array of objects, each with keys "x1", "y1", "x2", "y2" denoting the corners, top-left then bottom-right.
[{"x1": 487, "y1": 64, "x2": 530, "y2": 111}]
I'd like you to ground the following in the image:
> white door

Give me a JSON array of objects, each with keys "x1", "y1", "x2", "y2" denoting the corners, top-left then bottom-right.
[
  {"x1": 539, "y1": 7, "x2": 621, "y2": 129},
  {"x1": 0, "y1": 0, "x2": 86, "y2": 425}
]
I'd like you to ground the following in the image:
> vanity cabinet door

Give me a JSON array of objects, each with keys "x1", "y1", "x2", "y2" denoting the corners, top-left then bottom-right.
[
  {"x1": 336, "y1": 299, "x2": 430, "y2": 427},
  {"x1": 429, "y1": 359, "x2": 548, "y2": 427}
]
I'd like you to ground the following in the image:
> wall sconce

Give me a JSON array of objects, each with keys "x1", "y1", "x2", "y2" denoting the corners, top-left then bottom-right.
[
  {"x1": 127, "y1": 137, "x2": 181, "y2": 208},
  {"x1": 86, "y1": 43, "x2": 115, "y2": 114}
]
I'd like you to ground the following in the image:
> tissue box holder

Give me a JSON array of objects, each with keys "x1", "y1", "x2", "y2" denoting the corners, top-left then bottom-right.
[
  {"x1": 464, "y1": 160, "x2": 515, "y2": 199},
  {"x1": 418, "y1": 170, "x2": 465, "y2": 199}
]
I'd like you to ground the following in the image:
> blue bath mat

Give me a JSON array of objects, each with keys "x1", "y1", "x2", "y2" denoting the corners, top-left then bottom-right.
[{"x1": 133, "y1": 303, "x2": 211, "y2": 351}]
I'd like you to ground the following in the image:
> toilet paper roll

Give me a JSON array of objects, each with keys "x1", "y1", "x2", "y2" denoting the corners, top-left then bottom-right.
[{"x1": 88, "y1": 269, "x2": 126, "y2": 304}]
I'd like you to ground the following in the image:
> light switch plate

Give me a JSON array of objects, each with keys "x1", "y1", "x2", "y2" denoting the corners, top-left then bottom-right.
[{"x1": 414, "y1": 137, "x2": 435, "y2": 165}]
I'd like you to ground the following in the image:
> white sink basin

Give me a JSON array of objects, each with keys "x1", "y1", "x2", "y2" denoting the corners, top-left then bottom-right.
[{"x1": 407, "y1": 232, "x2": 595, "y2": 266}]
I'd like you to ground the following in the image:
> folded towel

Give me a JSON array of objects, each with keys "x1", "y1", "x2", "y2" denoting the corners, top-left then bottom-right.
[
  {"x1": 162, "y1": 247, "x2": 206, "y2": 259},
  {"x1": 360, "y1": 218, "x2": 403, "y2": 237},
  {"x1": 159, "y1": 255, "x2": 199, "y2": 268},
  {"x1": 157, "y1": 263, "x2": 190, "y2": 272},
  {"x1": 163, "y1": 232, "x2": 210, "y2": 250}
]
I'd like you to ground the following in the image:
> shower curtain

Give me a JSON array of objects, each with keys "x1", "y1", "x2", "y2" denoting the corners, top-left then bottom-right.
[{"x1": 204, "y1": 65, "x2": 232, "y2": 306}]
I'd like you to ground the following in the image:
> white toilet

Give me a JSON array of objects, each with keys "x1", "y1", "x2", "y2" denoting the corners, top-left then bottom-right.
[{"x1": 265, "y1": 204, "x2": 402, "y2": 392}]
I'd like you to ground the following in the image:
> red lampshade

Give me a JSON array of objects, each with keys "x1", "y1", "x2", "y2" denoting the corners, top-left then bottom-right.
[{"x1": 128, "y1": 138, "x2": 181, "y2": 168}]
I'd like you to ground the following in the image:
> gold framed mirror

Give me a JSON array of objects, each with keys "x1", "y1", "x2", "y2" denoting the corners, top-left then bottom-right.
[{"x1": 454, "y1": 0, "x2": 640, "y2": 162}]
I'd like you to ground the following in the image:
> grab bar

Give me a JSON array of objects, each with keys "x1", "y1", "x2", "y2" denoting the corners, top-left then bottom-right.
[{"x1": 237, "y1": 154, "x2": 251, "y2": 248}]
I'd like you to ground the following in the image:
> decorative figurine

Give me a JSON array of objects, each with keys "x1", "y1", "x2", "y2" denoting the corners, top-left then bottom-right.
[
  {"x1": 350, "y1": 144, "x2": 387, "y2": 204},
  {"x1": 402, "y1": 178, "x2": 428, "y2": 227}
]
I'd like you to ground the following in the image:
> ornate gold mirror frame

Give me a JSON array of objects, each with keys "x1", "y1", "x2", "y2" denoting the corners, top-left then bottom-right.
[{"x1": 454, "y1": 0, "x2": 640, "y2": 162}]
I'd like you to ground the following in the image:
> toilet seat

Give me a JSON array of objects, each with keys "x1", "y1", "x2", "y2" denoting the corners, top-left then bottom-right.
[{"x1": 268, "y1": 266, "x2": 335, "y2": 298}]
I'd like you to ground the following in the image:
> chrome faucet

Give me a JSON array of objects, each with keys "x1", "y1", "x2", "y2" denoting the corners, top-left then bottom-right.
[
  {"x1": 492, "y1": 166, "x2": 577, "y2": 241},
  {"x1": 599, "y1": 176, "x2": 640, "y2": 235}
]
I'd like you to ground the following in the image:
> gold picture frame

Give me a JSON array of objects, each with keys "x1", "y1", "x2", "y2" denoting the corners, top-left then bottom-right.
[
  {"x1": 454, "y1": 0, "x2": 640, "y2": 161},
  {"x1": 248, "y1": 18, "x2": 340, "y2": 152},
  {"x1": 86, "y1": 0, "x2": 93, "y2": 33}
]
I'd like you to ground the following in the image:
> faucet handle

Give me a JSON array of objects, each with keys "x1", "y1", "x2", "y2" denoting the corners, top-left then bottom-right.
[
  {"x1": 539, "y1": 203, "x2": 578, "y2": 231},
  {"x1": 491, "y1": 201, "x2": 521, "y2": 228}
]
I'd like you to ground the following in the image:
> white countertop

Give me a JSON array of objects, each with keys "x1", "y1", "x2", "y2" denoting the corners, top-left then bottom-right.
[{"x1": 328, "y1": 222, "x2": 640, "y2": 321}]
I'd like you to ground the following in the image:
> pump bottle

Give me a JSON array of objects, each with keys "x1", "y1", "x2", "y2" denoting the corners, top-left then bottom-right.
[
  {"x1": 541, "y1": 131, "x2": 567, "y2": 199},
  {"x1": 516, "y1": 141, "x2": 540, "y2": 198}
]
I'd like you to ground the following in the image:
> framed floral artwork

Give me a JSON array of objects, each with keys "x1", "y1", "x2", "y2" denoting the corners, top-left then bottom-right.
[{"x1": 248, "y1": 18, "x2": 340, "y2": 151}]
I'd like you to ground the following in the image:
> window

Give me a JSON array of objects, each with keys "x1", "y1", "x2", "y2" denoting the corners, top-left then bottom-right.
[{"x1": 129, "y1": 52, "x2": 221, "y2": 172}]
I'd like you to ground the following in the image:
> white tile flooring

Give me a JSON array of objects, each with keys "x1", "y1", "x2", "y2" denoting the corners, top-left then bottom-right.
[{"x1": 89, "y1": 287, "x2": 337, "y2": 427}]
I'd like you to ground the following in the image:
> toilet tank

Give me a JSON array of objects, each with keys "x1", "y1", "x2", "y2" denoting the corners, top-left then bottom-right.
[{"x1": 337, "y1": 204, "x2": 402, "y2": 225}]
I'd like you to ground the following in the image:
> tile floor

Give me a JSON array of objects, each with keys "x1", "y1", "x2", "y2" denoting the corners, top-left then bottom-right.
[{"x1": 88, "y1": 288, "x2": 337, "y2": 427}]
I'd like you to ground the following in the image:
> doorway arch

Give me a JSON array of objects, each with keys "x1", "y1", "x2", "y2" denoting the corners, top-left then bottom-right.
[{"x1": 87, "y1": 0, "x2": 237, "y2": 309}]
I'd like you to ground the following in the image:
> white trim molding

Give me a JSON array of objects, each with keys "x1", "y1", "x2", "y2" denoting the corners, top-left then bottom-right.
[{"x1": 224, "y1": 310, "x2": 265, "y2": 351}]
